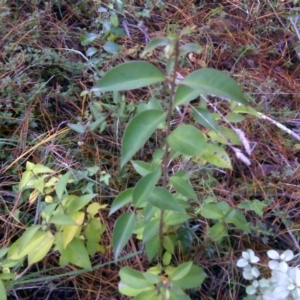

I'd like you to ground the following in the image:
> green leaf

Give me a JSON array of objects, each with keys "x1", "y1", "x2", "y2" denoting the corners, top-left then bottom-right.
[
  {"x1": 164, "y1": 211, "x2": 191, "y2": 226},
  {"x1": 181, "y1": 68, "x2": 248, "y2": 105},
  {"x1": 0, "y1": 279, "x2": 7, "y2": 300},
  {"x1": 64, "y1": 237, "x2": 92, "y2": 270},
  {"x1": 170, "y1": 264, "x2": 206, "y2": 289},
  {"x1": 146, "y1": 235, "x2": 160, "y2": 261},
  {"x1": 109, "y1": 188, "x2": 133, "y2": 216},
  {"x1": 65, "y1": 194, "x2": 97, "y2": 214},
  {"x1": 208, "y1": 126, "x2": 241, "y2": 145},
  {"x1": 131, "y1": 160, "x2": 154, "y2": 177},
  {"x1": 174, "y1": 84, "x2": 200, "y2": 106},
  {"x1": 28, "y1": 231, "x2": 54, "y2": 264},
  {"x1": 32, "y1": 164, "x2": 54, "y2": 174},
  {"x1": 167, "y1": 124, "x2": 207, "y2": 157},
  {"x1": 49, "y1": 214, "x2": 78, "y2": 225},
  {"x1": 92, "y1": 61, "x2": 166, "y2": 92},
  {"x1": 202, "y1": 143, "x2": 232, "y2": 169},
  {"x1": 121, "y1": 110, "x2": 166, "y2": 167},
  {"x1": 233, "y1": 105, "x2": 258, "y2": 116},
  {"x1": 113, "y1": 212, "x2": 136, "y2": 261},
  {"x1": 143, "y1": 219, "x2": 159, "y2": 243},
  {"x1": 170, "y1": 175, "x2": 197, "y2": 201},
  {"x1": 103, "y1": 41, "x2": 121, "y2": 54},
  {"x1": 55, "y1": 172, "x2": 71, "y2": 200},
  {"x1": 119, "y1": 266, "x2": 153, "y2": 289},
  {"x1": 133, "y1": 168, "x2": 161, "y2": 207},
  {"x1": 179, "y1": 43, "x2": 203, "y2": 57},
  {"x1": 148, "y1": 187, "x2": 181, "y2": 211},
  {"x1": 68, "y1": 123, "x2": 85, "y2": 134},
  {"x1": 0, "y1": 248, "x2": 9, "y2": 259},
  {"x1": 19, "y1": 170, "x2": 33, "y2": 191},
  {"x1": 208, "y1": 223, "x2": 228, "y2": 242},
  {"x1": 163, "y1": 236, "x2": 174, "y2": 254},
  {"x1": 226, "y1": 113, "x2": 245, "y2": 123},
  {"x1": 135, "y1": 290, "x2": 158, "y2": 300},
  {"x1": 141, "y1": 37, "x2": 169, "y2": 57},
  {"x1": 170, "y1": 261, "x2": 193, "y2": 281},
  {"x1": 201, "y1": 203, "x2": 224, "y2": 219},
  {"x1": 191, "y1": 107, "x2": 218, "y2": 131},
  {"x1": 224, "y1": 209, "x2": 249, "y2": 231},
  {"x1": 80, "y1": 32, "x2": 99, "y2": 46},
  {"x1": 169, "y1": 286, "x2": 190, "y2": 300},
  {"x1": 163, "y1": 251, "x2": 172, "y2": 266},
  {"x1": 18, "y1": 225, "x2": 41, "y2": 254},
  {"x1": 86, "y1": 46, "x2": 97, "y2": 57},
  {"x1": 237, "y1": 200, "x2": 267, "y2": 218}
]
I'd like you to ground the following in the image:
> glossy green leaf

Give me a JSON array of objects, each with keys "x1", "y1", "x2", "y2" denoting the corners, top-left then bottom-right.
[
  {"x1": 64, "y1": 237, "x2": 92, "y2": 270},
  {"x1": 65, "y1": 194, "x2": 97, "y2": 214},
  {"x1": 0, "y1": 279, "x2": 7, "y2": 300},
  {"x1": 55, "y1": 171, "x2": 71, "y2": 200},
  {"x1": 113, "y1": 212, "x2": 136, "y2": 261},
  {"x1": 131, "y1": 160, "x2": 154, "y2": 177},
  {"x1": 33, "y1": 177, "x2": 44, "y2": 194},
  {"x1": 170, "y1": 175, "x2": 197, "y2": 201},
  {"x1": 170, "y1": 261, "x2": 193, "y2": 281},
  {"x1": 119, "y1": 266, "x2": 153, "y2": 289},
  {"x1": 92, "y1": 61, "x2": 166, "y2": 92},
  {"x1": 174, "y1": 84, "x2": 200, "y2": 106},
  {"x1": 121, "y1": 110, "x2": 166, "y2": 167},
  {"x1": 237, "y1": 200, "x2": 267, "y2": 218},
  {"x1": 202, "y1": 143, "x2": 232, "y2": 169},
  {"x1": 181, "y1": 68, "x2": 248, "y2": 105},
  {"x1": 191, "y1": 106, "x2": 218, "y2": 131},
  {"x1": 170, "y1": 264, "x2": 206, "y2": 289},
  {"x1": 143, "y1": 219, "x2": 160, "y2": 243},
  {"x1": 148, "y1": 187, "x2": 181, "y2": 211},
  {"x1": 133, "y1": 168, "x2": 161, "y2": 207},
  {"x1": 141, "y1": 37, "x2": 169, "y2": 57},
  {"x1": 208, "y1": 223, "x2": 228, "y2": 242},
  {"x1": 28, "y1": 231, "x2": 54, "y2": 264},
  {"x1": 109, "y1": 188, "x2": 133, "y2": 216},
  {"x1": 201, "y1": 204, "x2": 224, "y2": 219},
  {"x1": 208, "y1": 126, "x2": 241, "y2": 145},
  {"x1": 167, "y1": 124, "x2": 207, "y2": 157}
]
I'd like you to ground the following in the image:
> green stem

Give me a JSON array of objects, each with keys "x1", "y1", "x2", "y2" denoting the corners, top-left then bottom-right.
[{"x1": 159, "y1": 40, "x2": 180, "y2": 257}]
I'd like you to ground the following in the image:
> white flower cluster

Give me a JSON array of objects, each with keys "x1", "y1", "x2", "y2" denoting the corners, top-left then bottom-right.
[{"x1": 237, "y1": 249, "x2": 300, "y2": 300}]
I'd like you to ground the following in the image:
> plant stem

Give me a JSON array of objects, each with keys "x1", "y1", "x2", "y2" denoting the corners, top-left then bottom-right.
[{"x1": 159, "y1": 40, "x2": 180, "y2": 256}]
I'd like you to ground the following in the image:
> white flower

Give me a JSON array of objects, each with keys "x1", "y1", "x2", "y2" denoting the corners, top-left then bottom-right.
[
  {"x1": 237, "y1": 249, "x2": 260, "y2": 268},
  {"x1": 267, "y1": 250, "x2": 294, "y2": 273}
]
